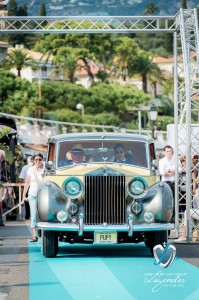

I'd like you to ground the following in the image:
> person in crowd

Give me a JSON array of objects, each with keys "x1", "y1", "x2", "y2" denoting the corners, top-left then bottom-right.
[
  {"x1": 156, "y1": 152, "x2": 164, "y2": 161},
  {"x1": 179, "y1": 155, "x2": 186, "y2": 216},
  {"x1": 192, "y1": 154, "x2": 199, "y2": 199},
  {"x1": 175, "y1": 153, "x2": 199, "y2": 242},
  {"x1": 22, "y1": 152, "x2": 45, "y2": 242},
  {"x1": 159, "y1": 145, "x2": 177, "y2": 222},
  {"x1": 174, "y1": 209, "x2": 199, "y2": 242},
  {"x1": 153, "y1": 152, "x2": 164, "y2": 180},
  {"x1": 0, "y1": 150, "x2": 6, "y2": 226},
  {"x1": 154, "y1": 122, "x2": 163, "y2": 141},
  {"x1": 19, "y1": 156, "x2": 34, "y2": 219},
  {"x1": 2, "y1": 179, "x2": 16, "y2": 211},
  {"x1": 0, "y1": 149, "x2": 7, "y2": 183}
]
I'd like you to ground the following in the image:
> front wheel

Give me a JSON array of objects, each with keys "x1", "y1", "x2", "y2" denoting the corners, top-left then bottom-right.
[
  {"x1": 42, "y1": 231, "x2": 58, "y2": 258},
  {"x1": 145, "y1": 231, "x2": 168, "y2": 255}
]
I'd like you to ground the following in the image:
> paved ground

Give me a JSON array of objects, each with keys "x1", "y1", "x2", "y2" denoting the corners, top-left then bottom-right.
[
  {"x1": 0, "y1": 220, "x2": 30, "y2": 300},
  {"x1": 0, "y1": 220, "x2": 198, "y2": 300}
]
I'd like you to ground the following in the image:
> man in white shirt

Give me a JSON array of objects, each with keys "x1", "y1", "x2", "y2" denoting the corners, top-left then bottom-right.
[
  {"x1": 19, "y1": 156, "x2": 33, "y2": 219},
  {"x1": 159, "y1": 145, "x2": 176, "y2": 222}
]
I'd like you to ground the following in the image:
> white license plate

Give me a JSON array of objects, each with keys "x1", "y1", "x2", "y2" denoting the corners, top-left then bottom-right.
[{"x1": 94, "y1": 232, "x2": 117, "y2": 244}]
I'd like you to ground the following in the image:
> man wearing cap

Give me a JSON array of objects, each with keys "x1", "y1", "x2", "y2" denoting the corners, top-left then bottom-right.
[
  {"x1": 70, "y1": 144, "x2": 84, "y2": 164},
  {"x1": 59, "y1": 144, "x2": 84, "y2": 166}
]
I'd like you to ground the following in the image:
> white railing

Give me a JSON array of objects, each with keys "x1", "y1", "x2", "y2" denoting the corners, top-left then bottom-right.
[
  {"x1": 1, "y1": 183, "x2": 25, "y2": 220},
  {"x1": 0, "y1": 112, "x2": 167, "y2": 147}
]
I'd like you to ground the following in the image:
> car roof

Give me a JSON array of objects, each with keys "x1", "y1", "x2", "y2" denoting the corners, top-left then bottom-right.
[{"x1": 48, "y1": 132, "x2": 152, "y2": 144}]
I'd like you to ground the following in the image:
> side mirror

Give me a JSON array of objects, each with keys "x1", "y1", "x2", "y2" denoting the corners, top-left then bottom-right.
[
  {"x1": 45, "y1": 161, "x2": 55, "y2": 171},
  {"x1": 151, "y1": 159, "x2": 159, "y2": 170}
]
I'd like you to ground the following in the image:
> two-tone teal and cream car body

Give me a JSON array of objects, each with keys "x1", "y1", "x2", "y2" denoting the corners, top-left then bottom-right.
[{"x1": 37, "y1": 133, "x2": 174, "y2": 257}]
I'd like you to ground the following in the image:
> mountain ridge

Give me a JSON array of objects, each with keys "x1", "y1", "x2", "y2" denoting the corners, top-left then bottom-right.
[{"x1": 14, "y1": 1, "x2": 198, "y2": 17}]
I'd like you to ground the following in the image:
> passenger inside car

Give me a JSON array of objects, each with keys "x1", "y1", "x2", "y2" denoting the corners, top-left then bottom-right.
[
  {"x1": 114, "y1": 143, "x2": 127, "y2": 163},
  {"x1": 113, "y1": 143, "x2": 138, "y2": 165}
]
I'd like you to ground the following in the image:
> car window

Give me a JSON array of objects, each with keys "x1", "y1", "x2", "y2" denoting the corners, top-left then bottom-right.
[{"x1": 57, "y1": 140, "x2": 149, "y2": 168}]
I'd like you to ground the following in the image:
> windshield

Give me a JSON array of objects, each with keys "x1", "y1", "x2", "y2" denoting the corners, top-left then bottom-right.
[{"x1": 57, "y1": 139, "x2": 149, "y2": 168}]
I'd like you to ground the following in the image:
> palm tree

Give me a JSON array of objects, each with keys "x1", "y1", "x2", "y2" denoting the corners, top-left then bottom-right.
[
  {"x1": 112, "y1": 37, "x2": 139, "y2": 81},
  {"x1": 54, "y1": 51, "x2": 81, "y2": 83},
  {"x1": 144, "y1": 3, "x2": 159, "y2": 15},
  {"x1": 148, "y1": 68, "x2": 165, "y2": 98},
  {"x1": 2, "y1": 47, "x2": 36, "y2": 77},
  {"x1": 181, "y1": 0, "x2": 187, "y2": 9},
  {"x1": 132, "y1": 52, "x2": 164, "y2": 93}
]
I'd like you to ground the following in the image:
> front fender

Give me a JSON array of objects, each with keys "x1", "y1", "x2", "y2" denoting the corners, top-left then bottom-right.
[
  {"x1": 138, "y1": 182, "x2": 173, "y2": 223},
  {"x1": 37, "y1": 181, "x2": 68, "y2": 222}
]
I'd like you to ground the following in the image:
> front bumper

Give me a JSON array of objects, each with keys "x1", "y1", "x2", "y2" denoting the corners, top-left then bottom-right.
[{"x1": 37, "y1": 222, "x2": 174, "y2": 234}]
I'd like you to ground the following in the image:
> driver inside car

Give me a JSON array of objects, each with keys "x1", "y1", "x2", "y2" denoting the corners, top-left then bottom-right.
[
  {"x1": 70, "y1": 144, "x2": 85, "y2": 164},
  {"x1": 58, "y1": 144, "x2": 85, "y2": 166}
]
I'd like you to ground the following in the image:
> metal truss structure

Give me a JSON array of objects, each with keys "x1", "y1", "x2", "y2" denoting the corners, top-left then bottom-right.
[
  {"x1": 0, "y1": 15, "x2": 176, "y2": 34},
  {"x1": 174, "y1": 9, "x2": 199, "y2": 240},
  {"x1": 0, "y1": 8, "x2": 199, "y2": 241}
]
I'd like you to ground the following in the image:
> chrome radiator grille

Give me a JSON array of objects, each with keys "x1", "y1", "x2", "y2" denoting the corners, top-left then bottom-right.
[{"x1": 84, "y1": 175, "x2": 126, "y2": 225}]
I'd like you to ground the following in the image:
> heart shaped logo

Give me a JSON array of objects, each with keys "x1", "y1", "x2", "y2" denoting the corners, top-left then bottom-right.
[{"x1": 153, "y1": 243, "x2": 176, "y2": 268}]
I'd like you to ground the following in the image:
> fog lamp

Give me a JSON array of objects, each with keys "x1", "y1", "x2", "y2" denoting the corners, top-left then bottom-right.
[
  {"x1": 143, "y1": 211, "x2": 154, "y2": 223},
  {"x1": 57, "y1": 210, "x2": 68, "y2": 222},
  {"x1": 131, "y1": 202, "x2": 142, "y2": 215}
]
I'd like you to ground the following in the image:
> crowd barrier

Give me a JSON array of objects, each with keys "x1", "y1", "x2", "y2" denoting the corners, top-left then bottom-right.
[{"x1": 1, "y1": 183, "x2": 25, "y2": 220}]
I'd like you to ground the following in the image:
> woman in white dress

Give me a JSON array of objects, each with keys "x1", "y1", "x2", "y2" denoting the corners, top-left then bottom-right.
[{"x1": 22, "y1": 152, "x2": 45, "y2": 242}]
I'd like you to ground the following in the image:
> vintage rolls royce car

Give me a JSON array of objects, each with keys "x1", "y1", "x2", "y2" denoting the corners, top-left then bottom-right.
[{"x1": 37, "y1": 133, "x2": 174, "y2": 257}]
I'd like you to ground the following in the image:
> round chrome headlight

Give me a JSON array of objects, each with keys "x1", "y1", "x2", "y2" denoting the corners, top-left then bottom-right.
[
  {"x1": 57, "y1": 210, "x2": 68, "y2": 222},
  {"x1": 131, "y1": 202, "x2": 142, "y2": 215},
  {"x1": 127, "y1": 176, "x2": 148, "y2": 199},
  {"x1": 144, "y1": 211, "x2": 154, "y2": 223},
  {"x1": 62, "y1": 177, "x2": 83, "y2": 199}
]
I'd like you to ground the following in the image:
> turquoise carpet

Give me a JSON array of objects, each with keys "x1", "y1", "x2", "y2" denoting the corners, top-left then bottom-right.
[{"x1": 29, "y1": 241, "x2": 199, "y2": 300}]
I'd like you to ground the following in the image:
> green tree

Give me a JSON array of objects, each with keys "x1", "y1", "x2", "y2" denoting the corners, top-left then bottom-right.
[
  {"x1": 181, "y1": 0, "x2": 187, "y2": 9},
  {"x1": 54, "y1": 47, "x2": 82, "y2": 83},
  {"x1": 0, "y1": 70, "x2": 22, "y2": 104},
  {"x1": 18, "y1": 1, "x2": 28, "y2": 16},
  {"x1": 7, "y1": 0, "x2": 17, "y2": 16},
  {"x1": 83, "y1": 113, "x2": 120, "y2": 127},
  {"x1": 39, "y1": 1, "x2": 47, "y2": 16},
  {"x1": 54, "y1": 109, "x2": 82, "y2": 123},
  {"x1": 0, "y1": 73, "x2": 36, "y2": 113},
  {"x1": 39, "y1": 1, "x2": 47, "y2": 27},
  {"x1": 132, "y1": 51, "x2": 163, "y2": 93},
  {"x1": 144, "y1": 2, "x2": 159, "y2": 15},
  {"x1": 38, "y1": 81, "x2": 90, "y2": 111},
  {"x1": 148, "y1": 67, "x2": 165, "y2": 98},
  {"x1": 112, "y1": 36, "x2": 139, "y2": 81},
  {"x1": 34, "y1": 22, "x2": 119, "y2": 83},
  {"x1": 7, "y1": 0, "x2": 30, "y2": 46},
  {"x1": 1, "y1": 47, "x2": 37, "y2": 77}
]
